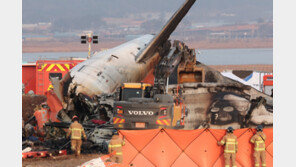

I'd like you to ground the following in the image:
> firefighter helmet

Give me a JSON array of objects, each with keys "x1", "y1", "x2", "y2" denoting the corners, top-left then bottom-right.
[
  {"x1": 41, "y1": 102, "x2": 49, "y2": 109},
  {"x1": 72, "y1": 115, "x2": 78, "y2": 121},
  {"x1": 227, "y1": 126, "x2": 234, "y2": 133},
  {"x1": 256, "y1": 125, "x2": 263, "y2": 132},
  {"x1": 113, "y1": 130, "x2": 119, "y2": 136}
]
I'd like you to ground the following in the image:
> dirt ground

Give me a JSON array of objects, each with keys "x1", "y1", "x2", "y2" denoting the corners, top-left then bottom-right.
[
  {"x1": 22, "y1": 154, "x2": 102, "y2": 167},
  {"x1": 186, "y1": 38, "x2": 272, "y2": 50},
  {"x1": 209, "y1": 64, "x2": 273, "y2": 73},
  {"x1": 22, "y1": 38, "x2": 272, "y2": 53}
]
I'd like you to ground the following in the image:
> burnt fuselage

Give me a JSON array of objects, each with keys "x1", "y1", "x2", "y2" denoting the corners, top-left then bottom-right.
[{"x1": 58, "y1": 35, "x2": 165, "y2": 117}]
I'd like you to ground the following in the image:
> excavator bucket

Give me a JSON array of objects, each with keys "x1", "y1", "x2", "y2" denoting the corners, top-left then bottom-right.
[{"x1": 178, "y1": 66, "x2": 205, "y2": 83}]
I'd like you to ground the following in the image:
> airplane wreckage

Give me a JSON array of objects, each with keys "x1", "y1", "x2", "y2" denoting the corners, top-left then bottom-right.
[{"x1": 48, "y1": 0, "x2": 273, "y2": 131}]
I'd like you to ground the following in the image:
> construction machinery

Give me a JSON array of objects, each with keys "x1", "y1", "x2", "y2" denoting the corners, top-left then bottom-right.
[
  {"x1": 176, "y1": 44, "x2": 205, "y2": 84},
  {"x1": 112, "y1": 83, "x2": 186, "y2": 129},
  {"x1": 111, "y1": 40, "x2": 203, "y2": 130},
  {"x1": 153, "y1": 40, "x2": 205, "y2": 94}
]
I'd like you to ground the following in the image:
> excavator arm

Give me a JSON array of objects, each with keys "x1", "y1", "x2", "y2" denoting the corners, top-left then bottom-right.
[{"x1": 153, "y1": 40, "x2": 204, "y2": 93}]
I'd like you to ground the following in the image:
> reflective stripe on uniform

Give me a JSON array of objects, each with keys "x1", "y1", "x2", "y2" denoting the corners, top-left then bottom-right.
[
  {"x1": 116, "y1": 152, "x2": 122, "y2": 155},
  {"x1": 225, "y1": 138, "x2": 237, "y2": 153},
  {"x1": 254, "y1": 140, "x2": 265, "y2": 151},
  {"x1": 108, "y1": 144, "x2": 122, "y2": 148},
  {"x1": 226, "y1": 139, "x2": 235, "y2": 142},
  {"x1": 71, "y1": 136, "x2": 81, "y2": 139},
  {"x1": 71, "y1": 128, "x2": 82, "y2": 139},
  {"x1": 255, "y1": 163, "x2": 259, "y2": 166},
  {"x1": 262, "y1": 164, "x2": 266, "y2": 166},
  {"x1": 224, "y1": 150, "x2": 236, "y2": 153},
  {"x1": 220, "y1": 140, "x2": 225, "y2": 144},
  {"x1": 225, "y1": 165, "x2": 230, "y2": 167}
]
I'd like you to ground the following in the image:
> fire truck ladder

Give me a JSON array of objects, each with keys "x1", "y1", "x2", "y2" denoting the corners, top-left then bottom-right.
[{"x1": 37, "y1": 60, "x2": 45, "y2": 95}]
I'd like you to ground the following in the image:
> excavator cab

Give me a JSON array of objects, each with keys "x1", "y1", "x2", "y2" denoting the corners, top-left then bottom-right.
[
  {"x1": 118, "y1": 83, "x2": 153, "y2": 101},
  {"x1": 113, "y1": 82, "x2": 186, "y2": 129}
]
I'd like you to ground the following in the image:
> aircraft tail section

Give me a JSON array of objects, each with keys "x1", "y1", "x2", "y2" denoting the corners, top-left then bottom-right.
[{"x1": 136, "y1": 0, "x2": 196, "y2": 63}]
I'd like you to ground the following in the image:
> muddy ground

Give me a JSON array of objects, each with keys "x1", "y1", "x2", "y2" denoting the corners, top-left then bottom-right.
[{"x1": 22, "y1": 154, "x2": 102, "y2": 167}]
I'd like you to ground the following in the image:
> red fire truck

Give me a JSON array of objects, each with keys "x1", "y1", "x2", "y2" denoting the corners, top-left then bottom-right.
[
  {"x1": 22, "y1": 59, "x2": 85, "y2": 95},
  {"x1": 263, "y1": 74, "x2": 273, "y2": 96}
]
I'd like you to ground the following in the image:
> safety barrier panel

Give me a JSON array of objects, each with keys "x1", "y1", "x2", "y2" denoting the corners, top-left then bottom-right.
[{"x1": 119, "y1": 128, "x2": 273, "y2": 167}]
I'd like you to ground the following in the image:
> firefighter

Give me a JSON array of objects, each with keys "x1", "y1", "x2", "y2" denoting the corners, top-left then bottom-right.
[
  {"x1": 250, "y1": 125, "x2": 266, "y2": 167},
  {"x1": 33, "y1": 104, "x2": 49, "y2": 136},
  {"x1": 108, "y1": 130, "x2": 125, "y2": 163},
  {"x1": 67, "y1": 115, "x2": 87, "y2": 156},
  {"x1": 218, "y1": 126, "x2": 238, "y2": 167}
]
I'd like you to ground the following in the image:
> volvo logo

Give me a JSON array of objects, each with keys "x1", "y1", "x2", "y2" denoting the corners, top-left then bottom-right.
[{"x1": 128, "y1": 110, "x2": 154, "y2": 115}]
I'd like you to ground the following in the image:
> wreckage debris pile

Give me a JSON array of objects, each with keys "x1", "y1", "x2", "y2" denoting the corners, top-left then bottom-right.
[{"x1": 22, "y1": 133, "x2": 110, "y2": 159}]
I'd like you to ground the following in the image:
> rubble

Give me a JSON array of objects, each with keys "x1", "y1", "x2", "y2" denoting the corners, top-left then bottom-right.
[{"x1": 22, "y1": 120, "x2": 114, "y2": 159}]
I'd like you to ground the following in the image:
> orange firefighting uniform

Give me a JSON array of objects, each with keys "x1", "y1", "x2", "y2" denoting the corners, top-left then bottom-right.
[
  {"x1": 218, "y1": 133, "x2": 238, "y2": 167},
  {"x1": 67, "y1": 121, "x2": 86, "y2": 156},
  {"x1": 34, "y1": 108, "x2": 49, "y2": 136},
  {"x1": 250, "y1": 131, "x2": 266, "y2": 167},
  {"x1": 108, "y1": 134, "x2": 125, "y2": 163}
]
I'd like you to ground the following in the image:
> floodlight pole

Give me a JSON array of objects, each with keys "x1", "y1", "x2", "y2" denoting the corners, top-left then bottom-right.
[
  {"x1": 81, "y1": 32, "x2": 97, "y2": 59},
  {"x1": 87, "y1": 33, "x2": 92, "y2": 59},
  {"x1": 88, "y1": 42, "x2": 91, "y2": 59}
]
